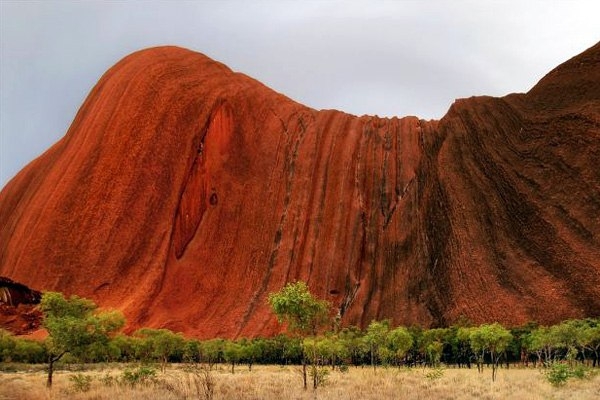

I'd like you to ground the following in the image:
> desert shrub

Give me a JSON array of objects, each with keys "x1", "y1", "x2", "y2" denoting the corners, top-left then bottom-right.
[
  {"x1": 121, "y1": 365, "x2": 158, "y2": 387},
  {"x1": 99, "y1": 372, "x2": 116, "y2": 387},
  {"x1": 544, "y1": 362, "x2": 571, "y2": 386},
  {"x1": 543, "y1": 362, "x2": 594, "y2": 387},
  {"x1": 13, "y1": 339, "x2": 46, "y2": 363},
  {"x1": 0, "y1": 329, "x2": 16, "y2": 362},
  {"x1": 424, "y1": 366, "x2": 445, "y2": 381},
  {"x1": 68, "y1": 373, "x2": 92, "y2": 393},
  {"x1": 308, "y1": 364, "x2": 329, "y2": 388}
]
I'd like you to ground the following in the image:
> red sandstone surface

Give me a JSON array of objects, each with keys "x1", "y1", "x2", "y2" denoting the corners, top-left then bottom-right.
[
  {"x1": 0, "y1": 277, "x2": 42, "y2": 335},
  {"x1": 1, "y1": 43, "x2": 599, "y2": 338}
]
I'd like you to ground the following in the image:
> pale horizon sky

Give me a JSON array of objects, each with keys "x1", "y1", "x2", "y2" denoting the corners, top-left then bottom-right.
[{"x1": 1, "y1": 1, "x2": 599, "y2": 188}]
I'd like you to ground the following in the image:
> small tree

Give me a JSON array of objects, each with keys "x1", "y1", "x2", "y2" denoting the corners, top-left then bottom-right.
[
  {"x1": 268, "y1": 281, "x2": 331, "y2": 389},
  {"x1": 201, "y1": 338, "x2": 224, "y2": 369},
  {"x1": 338, "y1": 326, "x2": 368, "y2": 366},
  {"x1": 40, "y1": 292, "x2": 125, "y2": 387},
  {"x1": 303, "y1": 336, "x2": 331, "y2": 389},
  {"x1": 364, "y1": 320, "x2": 390, "y2": 370},
  {"x1": 183, "y1": 339, "x2": 202, "y2": 363},
  {"x1": 581, "y1": 324, "x2": 600, "y2": 367},
  {"x1": 239, "y1": 338, "x2": 264, "y2": 371},
  {"x1": 0, "y1": 329, "x2": 16, "y2": 362},
  {"x1": 134, "y1": 328, "x2": 186, "y2": 372},
  {"x1": 386, "y1": 326, "x2": 413, "y2": 366},
  {"x1": 469, "y1": 323, "x2": 513, "y2": 381},
  {"x1": 420, "y1": 328, "x2": 447, "y2": 367},
  {"x1": 223, "y1": 341, "x2": 243, "y2": 374}
]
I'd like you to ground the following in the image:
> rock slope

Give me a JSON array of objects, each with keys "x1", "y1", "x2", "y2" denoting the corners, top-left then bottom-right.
[{"x1": 1, "y1": 43, "x2": 599, "y2": 338}]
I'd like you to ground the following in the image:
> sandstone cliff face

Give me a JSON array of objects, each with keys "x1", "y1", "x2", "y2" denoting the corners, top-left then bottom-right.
[{"x1": 1, "y1": 43, "x2": 599, "y2": 338}]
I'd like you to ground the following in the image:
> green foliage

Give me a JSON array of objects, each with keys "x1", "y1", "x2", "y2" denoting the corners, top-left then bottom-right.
[
  {"x1": 543, "y1": 361, "x2": 594, "y2": 387},
  {"x1": 309, "y1": 363, "x2": 330, "y2": 388},
  {"x1": 41, "y1": 292, "x2": 125, "y2": 360},
  {"x1": 421, "y1": 328, "x2": 447, "y2": 366},
  {"x1": 237, "y1": 338, "x2": 264, "y2": 370},
  {"x1": 99, "y1": 373, "x2": 117, "y2": 387},
  {"x1": 121, "y1": 365, "x2": 158, "y2": 387},
  {"x1": 134, "y1": 328, "x2": 186, "y2": 371},
  {"x1": 469, "y1": 323, "x2": 513, "y2": 357},
  {"x1": 5, "y1": 289, "x2": 600, "y2": 386},
  {"x1": 338, "y1": 326, "x2": 368, "y2": 365},
  {"x1": 40, "y1": 291, "x2": 125, "y2": 386},
  {"x1": 424, "y1": 366, "x2": 445, "y2": 381},
  {"x1": 386, "y1": 326, "x2": 413, "y2": 364},
  {"x1": 200, "y1": 338, "x2": 224, "y2": 367},
  {"x1": 364, "y1": 320, "x2": 390, "y2": 369},
  {"x1": 544, "y1": 362, "x2": 572, "y2": 386},
  {"x1": 68, "y1": 373, "x2": 92, "y2": 393},
  {"x1": 0, "y1": 329, "x2": 16, "y2": 362},
  {"x1": 184, "y1": 339, "x2": 202, "y2": 363},
  {"x1": 13, "y1": 338, "x2": 46, "y2": 363},
  {"x1": 468, "y1": 323, "x2": 512, "y2": 381},
  {"x1": 223, "y1": 341, "x2": 243, "y2": 373},
  {"x1": 268, "y1": 281, "x2": 331, "y2": 336}
]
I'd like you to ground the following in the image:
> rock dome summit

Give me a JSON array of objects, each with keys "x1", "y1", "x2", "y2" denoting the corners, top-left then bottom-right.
[{"x1": 1, "y1": 43, "x2": 599, "y2": 338}]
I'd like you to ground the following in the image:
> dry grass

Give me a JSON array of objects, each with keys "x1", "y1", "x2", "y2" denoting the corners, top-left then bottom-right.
[{"x1": 1, "y1": 364, "x2": 599, "y2": 400}]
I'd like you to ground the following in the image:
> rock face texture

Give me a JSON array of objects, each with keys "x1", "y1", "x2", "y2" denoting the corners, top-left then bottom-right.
[
  {"x1": 0, "y1": 277, "x2": 42, "y2": 335},
  {"x1": 1, "y1": 43, "x2": 599, "y2": 338}
]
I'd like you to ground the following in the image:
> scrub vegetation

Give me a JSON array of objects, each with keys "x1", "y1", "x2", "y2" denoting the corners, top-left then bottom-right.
[{"x1": 0, "y1": 285, "x2": 599, "y2": 399}]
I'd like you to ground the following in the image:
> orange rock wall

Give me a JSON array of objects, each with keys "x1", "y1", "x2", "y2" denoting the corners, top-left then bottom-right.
[{"x1": 1, "y1": 44, "x2": 599, "y2": 338}]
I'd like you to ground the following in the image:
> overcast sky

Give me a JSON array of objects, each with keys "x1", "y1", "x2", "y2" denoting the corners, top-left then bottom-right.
[{"x1": 1, "y1": 1, "x2": 599, "y2": 188}]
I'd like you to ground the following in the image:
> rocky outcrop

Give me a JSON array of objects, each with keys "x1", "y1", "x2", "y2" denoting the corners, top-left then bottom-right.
[
  {"x1": 1, "y1": 43, "x2": 599, "y2": 338},
  {"x1": 0, "y1": 277, "x2": 42, "y2": 335}
]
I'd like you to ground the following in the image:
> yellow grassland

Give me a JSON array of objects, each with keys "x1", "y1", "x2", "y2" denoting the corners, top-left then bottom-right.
[{"x1": 0, "y1": 364, "x2": 599, "y2": 400}]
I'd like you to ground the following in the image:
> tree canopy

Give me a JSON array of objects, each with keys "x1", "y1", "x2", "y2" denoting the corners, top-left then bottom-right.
[
  {"x1": 40, "y1": 292, "x2": 125, "y2": 386},
  {"x1": 268, "y1": 281, "x2": 331, "y2": 336}
]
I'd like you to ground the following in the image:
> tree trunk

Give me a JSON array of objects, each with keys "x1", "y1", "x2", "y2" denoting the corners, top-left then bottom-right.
[
  {"x1": 302, "y1": 358, "x2": 307, "y2": 390},
  {"x1": 46, "y1": 352, "x2": 65, "y2": 388},
  {"x1": 371, "y1": 347, "x2": 376, "y2": 372},
  {"x1": 46, "y1": 357, "x2": 54, "y2": 388}
]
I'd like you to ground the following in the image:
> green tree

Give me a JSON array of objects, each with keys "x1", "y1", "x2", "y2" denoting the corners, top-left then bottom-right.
[
  {"x1": 528, "y1": 326, "x2": 559, "y2": 366},
  {"x1": 549, "y1": 320, "x2": 589, "y2": 365},
  {"x1": 455, "y1": 327, "x2": 476, "y2": 368},
  {"x1": 581, "y1": 323, "x2": 600, "y2": 367},
  {"x1": 13, "y1": 338, "x2": 46, "y2": 363},
  {"x1": 40, "y1": 292, "x2": 125, "y2": 387},
  {"x1": 508, "y1": 322, "x2": 538, "y2": 367},
  {"x1": 420, "y1": 328, "x2": 448, "y2": 367},
  {"x1": 200, "y1": 338, "x2": 224, "y2": 368},
  {"x1": 223, "y1": 341, "x2": 243, "y2": 374},
  {"x1": 268, "y1": 281, "x2": 331, "y2": 336},
  {"x1": 134, "y1": 328, "x2": 186, "y2": 372},
  {"x1": 0, "y1": 329, "x2": 16, "y2": 362},
  {"x1": 238, "y1": 338, "x2": 265, "y2": 371},
  {"x1": 110, "y1": 333, "x2": 137, "y2": 362},
  {"x1": 302, "y1": 336, "x2": 332, "y2": 389},
  {"x1": 364, "y1": 320, "x2": 390, "y2": 370},
  {"x1": 338, "y1": 326, "x2": 368, "y2": 366},
  {"x1": 386, "y1": 326, "x2": 413, "y2": 366},
  {"x1": 268, "y1": 281, "x2": 331, "y2": 389},
  {"x1": 183, "y1": 339, "x2": 202, "y2": 363},
  {"x1": 469, "y1": 323, "x2": 513, "y2": 381}
]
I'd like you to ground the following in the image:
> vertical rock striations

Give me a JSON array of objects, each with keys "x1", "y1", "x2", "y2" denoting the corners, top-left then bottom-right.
[{"x1": 1, "y1": 43, "x2": 599, "y2": 337}]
